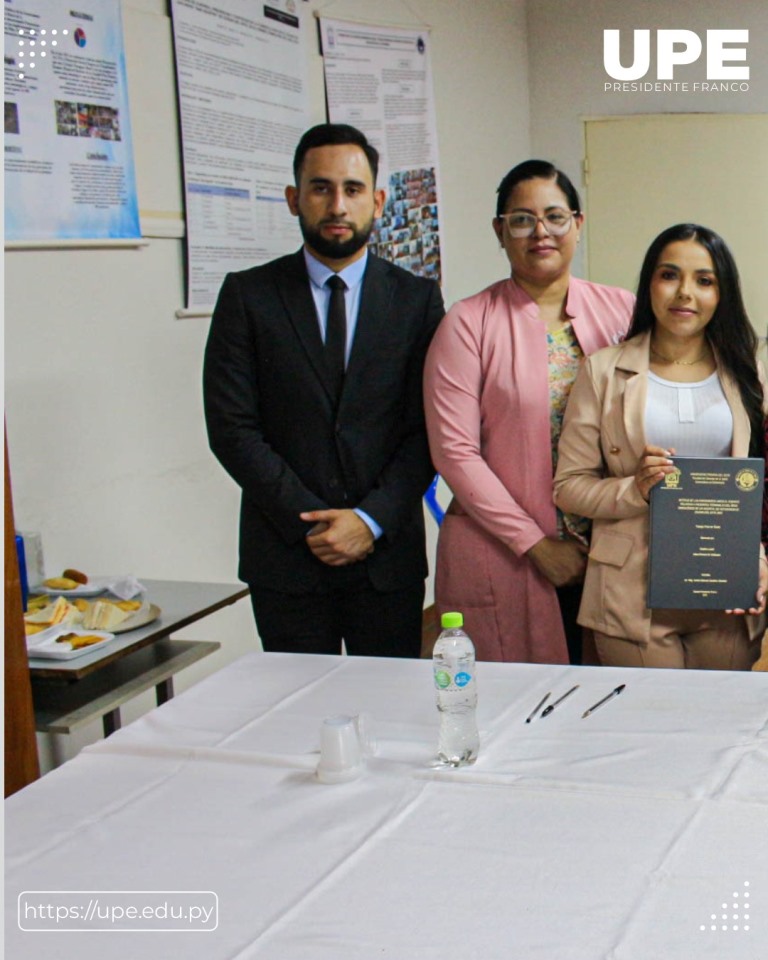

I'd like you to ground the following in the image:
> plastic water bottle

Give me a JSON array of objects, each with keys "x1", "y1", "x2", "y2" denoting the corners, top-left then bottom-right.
[{"x1": 433, "y1": 611, "x2": 479, "y2": 766}]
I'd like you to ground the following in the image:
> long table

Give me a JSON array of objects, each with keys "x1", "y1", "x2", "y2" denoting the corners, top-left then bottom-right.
[{"x1": 6, "y1": 654, "x2": 767, "y2": 959}]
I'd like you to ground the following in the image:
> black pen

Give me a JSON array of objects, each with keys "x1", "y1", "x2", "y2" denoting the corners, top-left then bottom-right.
[
  {"x1": 581, "y1": 684, "x2": 626, "y2": 719},
  {"x1": 525, "y1": 692, "x2": 551, "y2": 723},
  {"x1": 541, "y1": 684, "x2": 579, "y2": 718}
]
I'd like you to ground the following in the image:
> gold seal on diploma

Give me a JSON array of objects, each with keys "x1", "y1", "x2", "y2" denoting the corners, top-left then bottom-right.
[
  {"x1": 663, "y1": 468, "x2": 682, "y2": 489},
  {"x1": 735, "y1": 468, "x2": 759, "y2": 492}
]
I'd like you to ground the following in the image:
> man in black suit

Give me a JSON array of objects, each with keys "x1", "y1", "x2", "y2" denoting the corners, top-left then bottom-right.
[{"x1": 203, "y1": 123, "x2": 444, "y2": 656}]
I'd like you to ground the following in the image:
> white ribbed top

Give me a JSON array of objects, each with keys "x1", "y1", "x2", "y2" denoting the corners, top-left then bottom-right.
[{"x1": 645, "y1": 371, "x2": 732, "y2": 456}]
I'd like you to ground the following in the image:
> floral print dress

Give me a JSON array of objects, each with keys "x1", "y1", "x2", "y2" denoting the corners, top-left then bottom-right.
[{"x1": 548, "y1": 321, "x2": 589, "y2": 545}]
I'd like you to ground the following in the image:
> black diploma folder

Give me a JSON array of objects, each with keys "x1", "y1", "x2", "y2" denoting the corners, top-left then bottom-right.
[{"x1": 647, "y1": 456, "x2": 764, "y2": 609}]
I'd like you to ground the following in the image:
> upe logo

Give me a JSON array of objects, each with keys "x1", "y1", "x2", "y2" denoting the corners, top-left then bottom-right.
[{"x1": 603, "y1": 29, "x2": 749, "y2": 81}]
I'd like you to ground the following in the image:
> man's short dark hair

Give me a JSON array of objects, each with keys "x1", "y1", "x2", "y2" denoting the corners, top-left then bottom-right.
[{"x1": 293, "y1": 123, "x2": 379, "y2": 185}]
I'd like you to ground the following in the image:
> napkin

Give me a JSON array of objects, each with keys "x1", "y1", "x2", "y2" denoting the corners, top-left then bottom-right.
[{"x1": 103, "y1": 576, "x2": 146, "y2": 600}]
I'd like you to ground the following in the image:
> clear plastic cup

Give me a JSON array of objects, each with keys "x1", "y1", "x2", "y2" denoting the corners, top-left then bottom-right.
[{"x1": 316, "y1": 714, "x2": 364, "y2": 784}]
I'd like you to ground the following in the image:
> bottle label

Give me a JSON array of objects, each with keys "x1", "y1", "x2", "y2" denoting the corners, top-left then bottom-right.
[{"x1": 434, "y1": 669, "x2": 473, "y2": 690}]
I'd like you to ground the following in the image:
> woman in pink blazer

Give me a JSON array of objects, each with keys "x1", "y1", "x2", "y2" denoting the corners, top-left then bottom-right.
[
  {"x1": 555, "y1": 224, "x2": 766, "y2": 669},
  {"x1": 424, "y1": 161, "x2": 634, "y2": 663}
]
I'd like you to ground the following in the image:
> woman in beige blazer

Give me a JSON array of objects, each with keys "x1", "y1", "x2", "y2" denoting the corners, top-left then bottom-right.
[{"x1": 555, "y1": 224, "x2": 766, "y2": 669}]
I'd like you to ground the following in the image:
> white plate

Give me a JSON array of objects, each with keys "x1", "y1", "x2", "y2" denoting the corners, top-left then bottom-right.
[
  {"x1": 34, "y1": 579, "x2": 111, "y2": 598},
  {"x1": 112, "y1": 603, "x2": 161, "y2": 633},
  {"x1": 26, "y1": 627, "x2": 116, "y2": 660}
]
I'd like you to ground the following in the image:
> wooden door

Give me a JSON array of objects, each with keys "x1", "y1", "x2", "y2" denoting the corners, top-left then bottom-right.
[
  {"x1": 5, "y1": 433, "x2": 40, "y2": 796},
  {"x1": 584, "y1": 114, "x2": 768, "y2": 334}
]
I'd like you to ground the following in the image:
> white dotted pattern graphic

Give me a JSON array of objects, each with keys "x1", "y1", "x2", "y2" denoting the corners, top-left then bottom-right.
[
  {"x1": 700, "y1": 882, "x2": 751, "y2": 932},
  {"x1": 16, "y1": 26, "x2": 67, "y2": 78}
]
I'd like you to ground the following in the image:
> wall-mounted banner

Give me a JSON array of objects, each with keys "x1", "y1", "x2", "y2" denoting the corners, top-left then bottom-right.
[
  {"x1": 4, "y1": 0, "x2": 141, "y2": 242},
  {"x1": 171, "y1": 0, "x2": 311, "y2": 311},
  {"x1": 320, "y1": 18, "x2": 443, "y2": 286}
]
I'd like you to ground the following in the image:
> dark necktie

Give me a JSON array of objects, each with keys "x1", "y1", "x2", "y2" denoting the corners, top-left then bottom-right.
[{"x1": 325, "y1": 275, "x2": 347, "y2": 403}]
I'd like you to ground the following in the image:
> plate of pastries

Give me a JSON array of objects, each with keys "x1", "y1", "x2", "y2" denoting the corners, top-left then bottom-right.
[
  {"x1": 25, "y1": 626, "x2": 117, "y2": 660},
  {"x1": 25, "y1": 568, "x2": 160, "y2": 656},
  {"x1": 37, "y1": 568, "x2": 111, "y2": 597}
]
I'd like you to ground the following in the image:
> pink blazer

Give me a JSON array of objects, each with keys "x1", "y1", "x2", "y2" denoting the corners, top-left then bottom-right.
[
  {"x1": 554, "y1": 331, "x2": 765, "y2": 645},
  {"x1": 424, "y1": 276, "x2": 634, "y2": 662}
]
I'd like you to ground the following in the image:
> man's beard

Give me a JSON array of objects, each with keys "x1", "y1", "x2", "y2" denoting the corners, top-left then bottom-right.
[{"x1": 299, "y1": 213, "x2": 374, "y2": 260}]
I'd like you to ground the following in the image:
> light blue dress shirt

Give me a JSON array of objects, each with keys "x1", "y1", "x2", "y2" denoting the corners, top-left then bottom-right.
[{"x1": 303, "y1": 248, "x2": 382, "y2": 541}]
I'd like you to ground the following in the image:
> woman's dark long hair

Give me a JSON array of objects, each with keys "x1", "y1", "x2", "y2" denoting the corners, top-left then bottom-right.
[{"x1": 628, "y1": 223, "x2": 764, "y2": 459}]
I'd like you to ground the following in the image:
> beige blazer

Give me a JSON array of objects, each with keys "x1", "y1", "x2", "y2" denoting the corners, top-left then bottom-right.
[{"x1": 554, "y1": 331, "x2": 763, "y2": 644}]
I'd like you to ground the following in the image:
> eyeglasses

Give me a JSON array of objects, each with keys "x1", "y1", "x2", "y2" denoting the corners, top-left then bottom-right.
[{"x1": 497, "y1": 209, "x2": 578, "y2": 238}]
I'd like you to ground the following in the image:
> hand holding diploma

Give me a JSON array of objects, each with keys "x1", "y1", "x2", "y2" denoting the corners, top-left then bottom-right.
[
  {"x1": 635, "y1": 445, "x2": 677, "y2": 502},
  {"x1": 725, "y1": 555, "x2": 768, "y2": 616}
]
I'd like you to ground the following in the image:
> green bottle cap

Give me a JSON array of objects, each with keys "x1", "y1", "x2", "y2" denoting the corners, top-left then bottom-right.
[{"x1": 441, "y1": 611, "x2": 464, "y2": 629}]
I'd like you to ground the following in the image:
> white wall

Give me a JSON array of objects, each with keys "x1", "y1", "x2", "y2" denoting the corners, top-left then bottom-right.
[
  {"x1": 526, "y1": 0, "x2": 768, "y2": 279},
  {"x1": 4, "y1": 0, "x2": 531, "y2": 769}
]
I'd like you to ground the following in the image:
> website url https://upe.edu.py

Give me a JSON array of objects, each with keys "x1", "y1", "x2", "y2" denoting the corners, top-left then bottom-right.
[{"x1": 18, "y1": 891, "x2": 218, "y2": 932}]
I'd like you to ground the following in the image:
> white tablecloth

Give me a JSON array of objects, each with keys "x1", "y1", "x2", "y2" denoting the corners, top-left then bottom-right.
[{"x1": 6, "y1": 654, "x2": 767, "y2": 959}]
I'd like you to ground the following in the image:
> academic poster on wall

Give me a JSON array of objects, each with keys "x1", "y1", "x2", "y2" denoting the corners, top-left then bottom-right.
[
  {"x1": 4, "y1": 0, "x2": 140, "y2": 242},
  {"x1": 319, "y1": 17, "x2": 442, "y2": 286},
  {"x1": 170, "y1": 0, "x2": 311, "y2": 312}
]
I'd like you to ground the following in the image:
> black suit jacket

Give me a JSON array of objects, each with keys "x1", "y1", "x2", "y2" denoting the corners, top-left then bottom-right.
[{"x1": 203, "y1": 250, "x2": 444, "y2": 593}]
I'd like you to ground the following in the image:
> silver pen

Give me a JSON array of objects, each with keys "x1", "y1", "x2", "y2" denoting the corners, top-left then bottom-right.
[
  {"x1": 540, "y1": 684, "x2": 579, "y2": 718},
  {"x1": 525, "y1": 692, "x2": 551, "y2": 723},
  {"x1": 582, "y1": 684, "x2": 626, "y2": 719}
]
